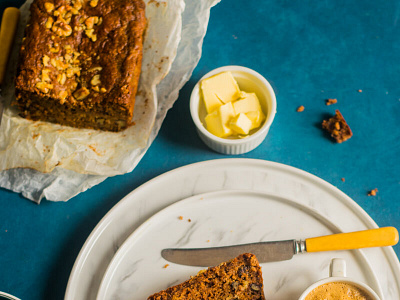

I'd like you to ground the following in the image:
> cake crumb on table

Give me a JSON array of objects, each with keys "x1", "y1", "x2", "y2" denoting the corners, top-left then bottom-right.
[
  {"x1": 178, "y1": 216, "x2": 183, "y2": 220},
  {"x1": 368, "y1": 188, "x2": 378, "y2": 196},
  {"x1": 326, "y1": 98, "x2": 338, "y2": 105},
  {"x1": 358, "y1": 89, "x2": 362, "y2": 93},
  {"x1": 341, "y1": 178, "x2": 345, "y2": 182},
  {"x1": 163, "y1": 264, "x2": 169, "y2": 269},
  {"x1": 322, "y1": 110, "x2": 353, "y2": 143},
  {"x1": 296, "y1": 105, "x2": 305, "y2": 112},
  {"x1": 188, "y1": 218, "x2": 192, "y2": 222}
]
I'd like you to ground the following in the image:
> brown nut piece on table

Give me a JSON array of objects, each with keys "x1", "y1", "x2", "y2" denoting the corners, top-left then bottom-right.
[
  {"x1": 326, "y1": 98, "x2": 337, "y2": 105},
  {"x1": 368, "y1": 188, "x2": 378, "y2": 196},
  {"x1": 322, "y1": 110, "x2": 353, "y2": 143}
]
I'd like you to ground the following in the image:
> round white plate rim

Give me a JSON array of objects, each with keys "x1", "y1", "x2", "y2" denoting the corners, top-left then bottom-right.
[
  {"x1": 95, "y1": 189, "x2": 383, "y2": 300},
  {"x1": 65, "y1": 158, "x2": 400, "y2": 300}
]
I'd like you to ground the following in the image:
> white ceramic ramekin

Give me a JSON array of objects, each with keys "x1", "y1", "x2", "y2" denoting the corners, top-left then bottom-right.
[{"x1": 190, "y1": 66, "x2": 276, "y2": 155}]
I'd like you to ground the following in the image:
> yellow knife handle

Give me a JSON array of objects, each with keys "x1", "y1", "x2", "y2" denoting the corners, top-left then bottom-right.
[
  {"x1": 305, "y1": 227, "x2": 399, "y2": 252},
  {"x1": 0, "y1": 7, "x2": 20, "y2": 85}
]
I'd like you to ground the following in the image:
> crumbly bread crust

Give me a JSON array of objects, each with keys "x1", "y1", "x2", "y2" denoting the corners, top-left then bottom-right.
[
  {"x1": 322, "y1": 109, "x2": 353, "y2": 143},
  {"x1": 148, "y1": 253, "x2": 266, "y2": 300},
  {"x1": 14, "y1": 0, "x2": 146, "y2": 131}
]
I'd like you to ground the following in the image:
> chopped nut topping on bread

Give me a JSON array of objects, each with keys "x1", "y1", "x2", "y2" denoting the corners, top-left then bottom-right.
[{"x1": 14, "y1": 0, "x2": 146, "y2": 131}]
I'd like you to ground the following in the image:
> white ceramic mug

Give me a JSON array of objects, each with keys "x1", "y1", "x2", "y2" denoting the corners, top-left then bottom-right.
[{"x1": 298, "y1": 258, "x2": 380, "y2": 300}]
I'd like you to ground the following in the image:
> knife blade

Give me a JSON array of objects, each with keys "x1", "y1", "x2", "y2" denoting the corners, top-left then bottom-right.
[
  {"x1": 0, "y1": 7, "x2": 20, "y2": 124},
  {"x1": 161, "y1": 227, "x2": 399, "y2": 266}
]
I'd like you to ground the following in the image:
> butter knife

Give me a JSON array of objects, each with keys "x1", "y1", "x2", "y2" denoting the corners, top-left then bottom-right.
[
  {"x1": 161, "y1": 227, "x2": 398, "y2": 266},
  {"x1": 0, "y1": 7, "x2": 20, "y2": 124}
]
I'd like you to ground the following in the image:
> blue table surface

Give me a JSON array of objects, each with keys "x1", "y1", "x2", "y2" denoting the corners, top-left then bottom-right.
[{"x1": 1, "y1": 0, "x2": 400, "y2": 299}]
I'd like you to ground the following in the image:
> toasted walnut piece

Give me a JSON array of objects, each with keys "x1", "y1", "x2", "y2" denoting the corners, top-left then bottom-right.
[
  {"x1": 100, "y1": 87, "x2": 107, "y2": 93},
  {"x1": 64, "y1": 17, "x2": 72, "y2": 25},
  {"x1": 69, "y1": 7, "x2": 78, "y2": 14},
  {"x1": 72, "y1": 0, "x2": 82, "y2": 11},
  {"x1": 88, "y1": 66, "x2": 102, "y2": 72},
  {"x1": 73, "y1": 87, "x2": 90, "y2": 100},
  {"x1": 36, "y1": 82, "x2": 53, "y2": 94},
  {"x1": 59, "y1": 90, "x2": 68, "y2": 102},
  {"x1": 65, "y1": 11, "x2": 73, "y2": 19},
  {"x1": 65, "y1": 54, "x2": 72, "y2": 62},
  {"x1": 60, "y1": 73, "x2": 67, "y2": 85},
  {"x1": 42, "y1": 55, "x2": 50, "y2": 66},
  {"x1": 49, "y1": 45, "x2": 60, "y2": 53},
  {"x1": 90, "y1": 0, "x2": 98, "y2": 7},
  {"x1": 71, "y1": 81, "x2": 78, "y2": 90},
  {"x1": 55, "y1": 59, "x2": 67, "y2": 71},
  {"x1": 66, "y1": 68, "x2": 75, "y2": 78},
  {"x1": 45, "y1": 17, "x2": 54, "y2": 29},
  {"x1": 41, "y1": 69, "x2": 51, "y2": 82},
  {"x1": 85, "y1": 29, "x2": 97, "y2": 42},
  {"x1": 67, "y1": 66, "x2": 81, "y2": 77},
  {"x1": 44, "y1": 2, "x2": 54, "y2": 12},
  {"x1": 53, "y1": 21, "x2": 73, "y2": 37},
  {"x1": 53, "y1": 5, "x2": 67, "y2": 18},
  {"x1": 91, "y1": 75, "x2": 101, "y2": 86},
  {"x1": 85, "y1": 16, "x2": 99, "y2": 29}
]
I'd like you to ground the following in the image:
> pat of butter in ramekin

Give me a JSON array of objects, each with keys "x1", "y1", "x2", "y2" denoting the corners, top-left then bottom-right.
[{"x1": 201, "y1": 71, "x2": 265, "y2": 138}]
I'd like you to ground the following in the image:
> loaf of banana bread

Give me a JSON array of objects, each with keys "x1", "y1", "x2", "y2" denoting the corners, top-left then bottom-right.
[
  {"x1": 14, "y1": 0, "x2": 146, "y2": 131},
  {"x1": 148, "y1": 253, "x2": 266, "y2": 300}
]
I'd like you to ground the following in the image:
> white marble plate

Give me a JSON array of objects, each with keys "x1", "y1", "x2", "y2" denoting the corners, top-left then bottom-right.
[
  {"x1": 65, "y1": 159, "x2": 400, "y2": 300},
  {"x1": 96, "y1": 190, "x2": 382, "y2": 300}
]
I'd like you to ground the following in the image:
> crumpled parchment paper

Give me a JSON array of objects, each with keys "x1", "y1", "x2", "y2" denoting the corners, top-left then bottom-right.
[{"x1": 0, "y1": 0, "x2": 221, "y2": 202}]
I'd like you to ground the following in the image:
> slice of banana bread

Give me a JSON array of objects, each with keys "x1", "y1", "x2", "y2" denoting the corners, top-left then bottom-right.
[{"x1": 148, "y1": 253, "x2": 266, "y2": 300}]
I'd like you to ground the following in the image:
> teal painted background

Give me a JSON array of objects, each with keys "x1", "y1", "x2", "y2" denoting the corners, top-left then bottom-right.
[{"x1": 1, "y1": 0, "x2": 399, "y2": 299}]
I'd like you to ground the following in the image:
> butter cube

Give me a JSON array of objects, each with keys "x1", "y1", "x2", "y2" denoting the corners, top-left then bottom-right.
[
  {"x1": 245, "y1": 110, "x2": 266, "y2": 130},
  {"x1": 229, "y1": 113, "x2": 253, "y2": 135},
  {"x1": 201, "y1": 71, "x2": 241, "y2": 113},
  {"x1": 204, "y1": 102, "x2": 236, "y2": 137},
  {"x1": 233, "y1": 92, "x2": 263, "y2": 114}
]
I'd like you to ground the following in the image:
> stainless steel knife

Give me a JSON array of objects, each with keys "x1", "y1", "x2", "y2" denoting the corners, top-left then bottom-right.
[
  {"x1": 0, "y1": 7, "x2": 20, "y2": 124},
  {"x1": 161, "y1": 227, "x2": 399, "y2": 266}
]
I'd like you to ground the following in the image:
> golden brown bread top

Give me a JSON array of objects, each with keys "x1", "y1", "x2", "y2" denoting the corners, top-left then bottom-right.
[{"x1": 15, "y1": 0, "x2": 146, "y2": 110}]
